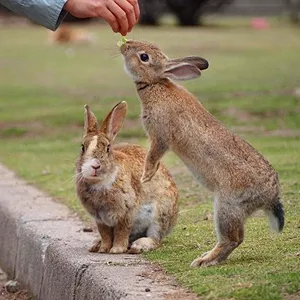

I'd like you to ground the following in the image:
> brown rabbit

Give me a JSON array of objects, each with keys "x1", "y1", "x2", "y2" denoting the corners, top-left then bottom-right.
[
  {"x1": 120, "y1": 40, "x2": 284, "y2": 267},
  {"x1": 48, "y1": 24, "x2": 95, "y2": 45},
  {"x1": 76, "y1": 101, "x2": 178, "y2": 254}
]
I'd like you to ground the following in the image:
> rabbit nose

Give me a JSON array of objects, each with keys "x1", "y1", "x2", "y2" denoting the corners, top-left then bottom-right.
[
  {"x1": 91, "y1": 159, "x2": 100, "y2": 170},
  {"x1": 120, "y1": 43, "x2": 128, "y2": 53}
]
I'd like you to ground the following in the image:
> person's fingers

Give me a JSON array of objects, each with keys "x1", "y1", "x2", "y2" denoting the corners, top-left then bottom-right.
[
  {"x1": 127, "y1": 0, "x2": 140, "y2": 22},
  {"x1": 114, "y1": 0, "x2": 136, "y2": 32},
  {"x1": 98, "y1": 8, "x2": 119, "y2": 33},
  {"x1": 107, "y1": 1, "x2": 129, "y2": 36}
]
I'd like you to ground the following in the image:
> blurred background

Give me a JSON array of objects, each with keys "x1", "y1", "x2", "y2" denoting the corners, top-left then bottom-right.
[
  {"x1": 0, "y1": 1, "x2": 300, "y2": 299},
  {"x1": 1, "y1": 0, "x2": 300, "y2": 25},
  {"x1": 128, "y1": 0, "x2": 300, "y2": 26}
]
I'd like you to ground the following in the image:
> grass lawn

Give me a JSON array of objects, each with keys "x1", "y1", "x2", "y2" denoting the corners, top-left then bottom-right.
[{"x1": 0, "y1": 17, "x2": 300, "y2": 299}]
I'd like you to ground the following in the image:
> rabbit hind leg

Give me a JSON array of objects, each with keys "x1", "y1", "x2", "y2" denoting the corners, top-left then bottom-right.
[
  {"x1": 128, "y1": 223, "x2": 160, "y2": 254},
  {"x1": 191, "y1": 200, "x2": 245, "y2": 267},
  {"x1": 128, "y1": 237, "x2": 159, "y2": 254}
]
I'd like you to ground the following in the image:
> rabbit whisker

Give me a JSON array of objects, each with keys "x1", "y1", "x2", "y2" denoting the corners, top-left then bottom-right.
[{"x1": 61, "y1": 173, "x2": 79, "y2": 187}]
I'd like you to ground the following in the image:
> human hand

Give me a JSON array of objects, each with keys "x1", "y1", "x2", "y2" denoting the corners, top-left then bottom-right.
[{"x1": 63, "y1": 0, "x2": 140, "y2": 36}]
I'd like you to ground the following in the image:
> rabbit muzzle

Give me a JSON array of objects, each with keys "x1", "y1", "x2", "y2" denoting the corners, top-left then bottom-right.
[
  {"x1": 119, "y1": 43, "x2": 128, "y2": 55},
  {"x1": 81, "y1": 158, "x2": 102, "y2": 178},
  {"x1": 90, "y1": 158, "x2": 101, "y2": 176}
]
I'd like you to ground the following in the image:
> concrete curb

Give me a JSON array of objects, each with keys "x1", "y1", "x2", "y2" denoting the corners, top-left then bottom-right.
[{"x1": 0, "y1": 164, "x2": 198, "y2": 300}]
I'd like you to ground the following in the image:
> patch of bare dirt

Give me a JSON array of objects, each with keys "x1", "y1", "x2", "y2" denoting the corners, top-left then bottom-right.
[
  {"x1": 223, "y1": 106, "x2": 300, "y2": 122},
  {"x1": 284, "y1": 291, "x2": 300, "y2": 300},
  {"x1": 226, "y1": 88, "x2": 296, "y2": 99},
  {"x1": 223, "y1": 107, "x2": 258, "y2": 122},
  {"x1": 220, "y1": 105, "x2": 300, "y2": 137},
  {"x1": 140, "y1": 264, "x2": 200, "y2": 300},
  {"x1": 0, "y1": 121, "x2": 47, "y2": 139},
  {"x1": 0, "y1": 121, "x2": 82, "y2": 139},
  {"x1": 0, "y1": 121, "x2": 44, "y2": 130},
  {"x1": 231, "y1": 126, "x2": 300, "y2": 138},
  {"x1": 262, "y1": 129, "x2": 300, "y2": 137}
]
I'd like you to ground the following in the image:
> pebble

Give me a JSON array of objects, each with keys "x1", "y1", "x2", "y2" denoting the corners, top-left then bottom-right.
[
  {"x1": 5, "y1": 280, "x2": 20, "y2": 293},
  {"x1": 82, "y1": 227, "x2": 93, "y2": 232},
  {"x1": 202, "y1": 211, "x2": 213, "y2": 221}
]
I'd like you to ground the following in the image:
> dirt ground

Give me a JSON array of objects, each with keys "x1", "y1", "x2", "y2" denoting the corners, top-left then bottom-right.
[{"x1": 0, "y1": 269, "x2": 32, "y2": 300}]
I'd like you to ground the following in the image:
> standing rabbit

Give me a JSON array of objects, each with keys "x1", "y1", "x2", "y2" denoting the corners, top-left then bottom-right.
[
  {"x1": 76, "y1": 101, "x2": 178, "y2": 254},
  {"x1": 120, "y1": 40, "x2": 284, "y2": 267}
]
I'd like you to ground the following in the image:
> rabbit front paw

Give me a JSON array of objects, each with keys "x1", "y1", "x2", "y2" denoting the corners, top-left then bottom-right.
[
  {"x1": 141, "y1": 161, "x2": 160, "y2": 183},
  {"x1": 141, "y1": 172, "x2": 154, "y2": 183},
  {"x1": 88, "y1": 238, "x2": 111, "y2": 253},
  {"x1": 88, "y1": 238, "x2": 102, "y2": 253}
]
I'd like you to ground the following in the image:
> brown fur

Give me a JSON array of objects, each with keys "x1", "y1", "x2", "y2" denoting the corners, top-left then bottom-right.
[
  {"x1": 48, "y1": 25, "x2": 94, "y2": 44},
  {"x1": 120, "y1": 40, "x2": 284, "y2": 267},
  {"x1": 76, "y1": 102, "x2": 178, "y2": 254}
]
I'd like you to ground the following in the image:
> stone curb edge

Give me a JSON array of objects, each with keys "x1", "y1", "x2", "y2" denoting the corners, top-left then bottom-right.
[{"x1": 0, "y1": 164, "x2": 198, "y2": 300}]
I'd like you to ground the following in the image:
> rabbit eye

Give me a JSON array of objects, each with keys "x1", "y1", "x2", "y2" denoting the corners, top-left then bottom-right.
[
  {"x1": 140, "y1": 53, "x2": 149, "y2": 62},
  {"x1": 107, "y1": 144, "x2": 110, "y2": 153},
  {"x1": 81, "y1": 144, "x2": 85, "y2": 153}
]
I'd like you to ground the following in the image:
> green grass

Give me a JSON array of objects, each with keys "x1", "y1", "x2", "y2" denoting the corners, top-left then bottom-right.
[
  {"x1": 145, "y1": 136, "x2": 300, "y2": 300},
  {"x1": 0, "y1": 17, "x2": 300, "y2": 299}
]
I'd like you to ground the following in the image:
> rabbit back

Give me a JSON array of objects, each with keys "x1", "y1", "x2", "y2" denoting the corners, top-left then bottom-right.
[{"x1": 139, "y1": 81, "x2": 279, "y2": 201}]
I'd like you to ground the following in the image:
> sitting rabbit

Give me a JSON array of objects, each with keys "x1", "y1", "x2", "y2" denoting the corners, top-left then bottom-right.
[
  {"x1": 120, "y1": 40, "x2": 284, "y2": 267},
  {"x1": 76, "y1": 101, "x2": 178, "y2": 254}
]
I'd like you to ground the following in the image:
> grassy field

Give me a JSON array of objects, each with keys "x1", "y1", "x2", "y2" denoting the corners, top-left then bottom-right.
[{"x1": 0, "y1": 17, "x2": 300, "y2": 299}]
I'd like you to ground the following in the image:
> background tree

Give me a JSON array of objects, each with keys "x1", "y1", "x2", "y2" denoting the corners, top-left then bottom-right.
[{"x1": 139, "y1": 0, "x2": 233, "y2": 26}]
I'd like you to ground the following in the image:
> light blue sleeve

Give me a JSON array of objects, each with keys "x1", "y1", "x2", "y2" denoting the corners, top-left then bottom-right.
[{"x1": 0, "y1": 0, "x2": 68, "y2": 31}]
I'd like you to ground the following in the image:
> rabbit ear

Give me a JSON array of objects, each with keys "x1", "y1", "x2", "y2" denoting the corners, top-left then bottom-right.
[
  {"x1": 169, "y1": 56, "x2": 209, "y2": 71},
  {"x1": 163, "y1": 56, "x2": 209, "y2": 81},
  {"x1": 84, "y1": 105, "x2": 99, "y2": 136},
  {"x1": 163, "y1": 62, "x2": 201, "y2": 81},
  {"x1": 99, "y1": 101, "x2": 127, "y2": 141}
]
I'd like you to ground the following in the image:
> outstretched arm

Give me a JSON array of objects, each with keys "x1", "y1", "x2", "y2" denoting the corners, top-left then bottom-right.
[
  {"x1": 0, "y1": 0, "x2": 140, "y2": 35},
  {"x1": 0, "y1": 0, "x2": 67, "y2": 30},
  {"x1": 64, "y1": 0, "x2": 140, "y2": 36}
]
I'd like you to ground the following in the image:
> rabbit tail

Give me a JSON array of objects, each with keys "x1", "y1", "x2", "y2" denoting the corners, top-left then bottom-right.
[{"x1": 265, "y1": 197, "x2": 285, "y2": 233}]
